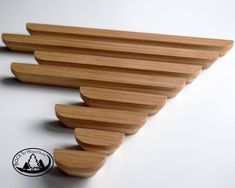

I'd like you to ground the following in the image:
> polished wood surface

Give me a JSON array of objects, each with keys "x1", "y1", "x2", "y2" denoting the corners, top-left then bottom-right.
[
  {"x1": 27, "y1": 23, "x2": 233, "y2": 56},
  {"x1": 80, "y1": 87, "x2": 167, "y2": 115},
  {"x1": 2, "y1": 33, "x2": 218, "y2": 69},
  {"x1": 55, "y1": 104, "x2": 148, "y2": 134},
  {"x1": 35, "y1": 51, "x2": 202, "y2": 83},
  {"x1": 54, "y1": 149, "x2": 107, "y2": 177},
  {"x1": 11, "y1": 63, "x2": 186, "y2": 98},
  {"x1": 75, "y1": 128, "x2": 124, "y2": 155}
]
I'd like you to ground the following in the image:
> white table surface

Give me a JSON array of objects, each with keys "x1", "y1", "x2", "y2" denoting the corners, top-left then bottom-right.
[{"x1": 1, "y1": 0, "x2": 235, "y2": 187}]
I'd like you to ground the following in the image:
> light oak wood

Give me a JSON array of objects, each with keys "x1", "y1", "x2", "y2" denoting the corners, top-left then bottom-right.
[
  {"x1": 75, "y1": 128, "x2": 124, "y2": 155},
  {"x1": 55, "y1": 104, "x2": 148, "y2": 134},
  {"x1": 2, "y1": 33, "x2": 218, "y2": 69},
  {"x1": 11, "y1": 63, "x2": 186, "y2": 98},
  {"x1": 27, "y1": 23, "x2": 233, "y2": 56},
  {"x1": 54, "y1": 149, "x2": 107, "y2": 177},
  {"x1": 35, "y1": 51, "x2": 202, "y2": 83},
  {"x1": 80, "y1": 87, "x2": 167, "y2": 115}
]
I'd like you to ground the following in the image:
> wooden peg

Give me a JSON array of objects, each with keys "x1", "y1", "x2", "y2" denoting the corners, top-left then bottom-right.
[
  {"x1": 2, "y1": 33, "x2": 218, "y2": 69},
  {"x1": 54, "y1": 149, "x2": 107, "y2": 177},
  {"x1": 11, "y1": 63, "x2": 186, "y2": 98},
  {"x1": 80, "y1": 87, "x2": 167, "y2": 115},
  {"x1": 55, "y1": 104, "x2": 148, "y2": 134},
  {"x1": 35, "y1": 51, "x2": 202, "y2": 83},
  {"x1": 27, "y1": 23, "x2": 233, "y2": 56},
  {"x1": 75, "y1": 128, "x2": 125, "y2": 155}
]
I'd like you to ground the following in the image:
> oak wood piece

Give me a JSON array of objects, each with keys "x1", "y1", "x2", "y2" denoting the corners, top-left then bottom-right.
[
  {"x1": 55, "y1": 104, "x2": 148, "y2": 134},
  {"x1": 80, "y1": 87, "x2": 166, "y2": 115},
  {"x1": 35, "y1": 51, "x2": 202, "y2": 83},
  {"x1": 2, "y1": 33, "x2": 218, "y2": 69},
  {"x1": 27, "y1": 23, "x2": 233, "y2": 56},
  {"x1": 11, "y1": 63, "x2": 186, "y2": 98},
  {"x1": 75, "y1": 128, "x2": 124, "y2": 155},
  {"x1": 54, "y1": 149, "x2": 107, "y2": 177}
]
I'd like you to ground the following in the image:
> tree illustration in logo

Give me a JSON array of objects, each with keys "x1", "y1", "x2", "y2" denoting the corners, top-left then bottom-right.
[
  {"x1": 21, "y1": 154, "x2": 46, "y2": 172},
  {"x1": 39, "y1": 159, "x2": 45, "y2": 169},
  {"x1": 23, "y1": 162, "x2": 30, "y2": 170},
  {"x1": 28, "y1": 154, "x2": 41, "y2": 171}
]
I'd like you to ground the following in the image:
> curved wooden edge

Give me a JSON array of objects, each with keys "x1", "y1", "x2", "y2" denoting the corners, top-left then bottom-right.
[
  {"x1": 55, "y1": 104, "x2": 148, "y2": 135},
  {"x1": 54, "y1": 149, "x2": 107, "y2": 177},
  {"x1": 74, "y1": 128, "x2": 125, "y2": 155},
  {"x1": 219, "y1": 44, "x2": 233, "y2": 56},
  {"x1": 80, "y1": 87, "x2": 166, "y2": 116},
  {"x1": 186, "y1": 71, "x2": 201, "y2": 84}
]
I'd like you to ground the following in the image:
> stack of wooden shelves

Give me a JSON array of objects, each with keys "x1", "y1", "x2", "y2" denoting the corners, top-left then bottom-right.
[{"x1": 2, "y1": 23, "x2": 233, "y2": 177}]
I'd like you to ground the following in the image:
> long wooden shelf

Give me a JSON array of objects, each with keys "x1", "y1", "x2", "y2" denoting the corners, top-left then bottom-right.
[
  {"x1": 27, "y1": 23, "x2": 233, "y2": 56},
  {"x1": 35, "y1": 51, "x2": 201, "y2": 83},
  {"x1": 2, "y1": 33, "x2": 218, "y2": 69},
  {"x1": 11, "y1": 63, "x2": 186, "y2": 98},
  {"x1": 80, "y1": 87, "x2": 167, "y2": 115},
  {"x1": 55, "y1": 104, "x2": 148, "y2": 134}
]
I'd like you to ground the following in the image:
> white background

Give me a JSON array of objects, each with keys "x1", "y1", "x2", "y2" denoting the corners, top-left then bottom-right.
[{"x1": 0, "y1": 0, "x2": 235, "y2": 187}]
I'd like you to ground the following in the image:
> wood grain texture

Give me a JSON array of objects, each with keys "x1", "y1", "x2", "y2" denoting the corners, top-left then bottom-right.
[
  {"x1": 35, "y1": 51, "x2": 202, "y2": 83},
  {"x1": 11, "y1": 63, "x2": 186, "y2": 98},
  {"x1": 75, "y1": 128, "x2": 124, "y2": 155},
  {"x1": 2, "y1": 33, "x2": 218, "y2": 69},
  {"x1": 54, "y1": 149, "x2": 107, "y2": 177},
  {"x1": 55, "y1": 104, "x2": 148, "y2": 134},
  {"x1": 27, "y1": 23, "x2": 233, "y2": 56},
  {"x1": 80, "y1": 87, "x2": 167, "y2": 115}
]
